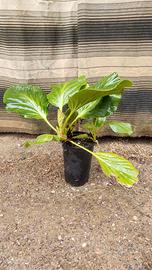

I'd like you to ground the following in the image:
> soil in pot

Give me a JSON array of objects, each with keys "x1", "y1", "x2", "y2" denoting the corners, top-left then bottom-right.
[{"x1": 62, "y1": 132, "x2": 94, "y2": 187}]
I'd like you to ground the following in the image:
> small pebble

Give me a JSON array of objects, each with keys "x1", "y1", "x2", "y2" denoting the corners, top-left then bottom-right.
[
  {"x1": 58, "y1": 235, "x2": 62, "y2": 241},
  {"x1": 82, "y1": 242, "x2": 87, "y2": 248}
]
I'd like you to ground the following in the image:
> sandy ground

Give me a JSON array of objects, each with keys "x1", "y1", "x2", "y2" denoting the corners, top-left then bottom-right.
[{"x1": 0, "y1": 134, "x2": 152, "y2": 270}]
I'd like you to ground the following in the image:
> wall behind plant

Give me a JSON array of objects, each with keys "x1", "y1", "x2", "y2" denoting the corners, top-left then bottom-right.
[{"x1": 0, "y1": 0, "x2": 151, "y2": 136}]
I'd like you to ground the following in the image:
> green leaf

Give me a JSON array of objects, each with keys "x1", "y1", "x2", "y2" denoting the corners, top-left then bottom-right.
[
  {"x1": 83, "y1": 122, "x2": 97, "y2": 135},
  {"x1": 82, "y1": 118, "x2": 106, "y2": 140},
  {"x1": 94, "y1": 152, "x2": 139, "y2": 187},
  {"x1": 76, "y1": 72, "x2": 132, "y2": 120},
  {"x1": 72, "y1": 134, "x2": 89, "y2": 139},
  {"x1": 68, "y1": 74, "x2": 132, "y2": 113},
  {"x1": 3, "y1": 84, "x2": 48, "y2": 120},
  {"x1": 68, "y1": 88, "x2": 122, "y2": 113},
  {"x1": 81, "y1": 94, "x2": 121, "y2": 119},
  {"x1": 24, "y1": 134, "x2": 60, "y2": 147},
  {"x1": 108, "y1": 121, "x2": 133, "y2": 135},
  {"x1": 47, "y1": 75, "x2": 87, "y2": 110},
  {"x1": 95, "y1": 72, "x2": 133, "y2": 90},
  {"x1": 76, "y1": 99, "x2": 99, "y2": 120}
]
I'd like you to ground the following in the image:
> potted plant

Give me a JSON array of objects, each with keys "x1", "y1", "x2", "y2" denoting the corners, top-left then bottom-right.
[{"x1": 3, "y1": 73, "x2": 139, "y2": 187}]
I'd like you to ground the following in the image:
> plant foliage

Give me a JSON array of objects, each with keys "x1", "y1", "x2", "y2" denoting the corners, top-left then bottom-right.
[
  {"x1": 3, "y1": 72, "x2": 139, "y2": 187},
  {"x1": 94, "y1": 152, "x2": 138, "y2": 187},
  {"x1": 3, "y1": 84, "x2": 48, "y2": 120}
]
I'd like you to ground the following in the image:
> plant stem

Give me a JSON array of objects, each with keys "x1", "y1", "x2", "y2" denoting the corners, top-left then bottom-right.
[
  {"x1": 69, "y1": 140, "x2": 94, "y2": 156},
  {"x1": 62, "y1": 110, "x2": 74, "y2": 132},
  {"x1": 44, "y1": 118, "x2": 57, "y2": 133},
  {"x1": 69, "y1": 115, "x2": 79, "y2": 129}
]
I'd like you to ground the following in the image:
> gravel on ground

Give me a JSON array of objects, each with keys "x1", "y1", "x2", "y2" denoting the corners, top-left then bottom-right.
[{"x1": 0, "y1": 135, "x2": 152, "y2": 270}]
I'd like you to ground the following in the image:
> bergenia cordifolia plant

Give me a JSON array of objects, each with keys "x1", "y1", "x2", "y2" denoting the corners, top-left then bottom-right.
[{"x1": 3, "y1": 73, "x2": 139, "y2": 187}]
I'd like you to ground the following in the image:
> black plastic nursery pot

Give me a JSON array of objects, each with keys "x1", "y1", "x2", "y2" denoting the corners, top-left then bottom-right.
[{"x1": 62, "y1": 134, "x2": 94, "y2": 187}]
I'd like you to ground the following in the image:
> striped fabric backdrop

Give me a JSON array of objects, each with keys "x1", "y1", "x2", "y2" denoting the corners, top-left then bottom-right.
[{"x1": 0, "y1": 0, "x2": 152, "y2": 136}]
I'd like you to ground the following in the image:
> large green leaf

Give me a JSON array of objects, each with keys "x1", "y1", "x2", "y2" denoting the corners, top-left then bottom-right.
[
  {"x1": 3, "y1": 84, "x2": 48, "y2": 120},
  {"x1": 78, "y1": 94, "x2": 121, "y2": 119},
  {"x1": 95, "y1": 72, "x2": 132, "y2": 90},
  {"x1": 24, "y1": 134, "x2": 60, "y2": 147},
  {"x1": 68, "y1": 88, "x2": 122, "y2": 113},
  {"x1": 76, "y1": 99, "x2": 99, "y2": 120},
  {"x1": 47, "y1": 75, "x2": 87, "y2": 110},
  {"x1": 108, "y1": 121, "x2": 133, "y2": 135},
  {"x1": 94, "y1": 151, "x2": 139, "y2": 187},
  {"x1": 82, "y1": 72, "x2": 132, "y2": 120},
  {"x1": 68, "y1": 74, "x2": 132, "y2": 114}
]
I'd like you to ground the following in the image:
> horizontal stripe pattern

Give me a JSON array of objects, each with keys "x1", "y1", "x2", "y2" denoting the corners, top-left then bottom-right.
[
  {"x1": 0, "y1": 0, "x2": 152, "y2": 136},
  {"x1": 0, "y1": 21, "x2": 151, "y2": 46}
]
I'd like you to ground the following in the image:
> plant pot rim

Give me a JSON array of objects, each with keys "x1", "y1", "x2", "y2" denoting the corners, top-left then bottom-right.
[{"x1": 63, "y1": 131, "x2": 95, "y2": 144}]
